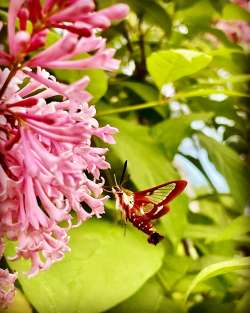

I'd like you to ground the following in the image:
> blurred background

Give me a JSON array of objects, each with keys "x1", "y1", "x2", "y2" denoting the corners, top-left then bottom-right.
[{"x1": 2, "y1": 0, "x2": 250, "y2": 312}]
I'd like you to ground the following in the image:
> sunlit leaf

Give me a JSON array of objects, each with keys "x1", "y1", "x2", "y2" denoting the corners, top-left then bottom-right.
[
  {"x1": 158, "y1": 255, "x2": 192, "y2": 290},
  {"x1": 100, "y1": 117, "x2": 178, "y2": 188},
  {"x1": 159, "y1": 194, "x2": 188, "y2": 247},
  {"x1": 214, "y1": 216, "x2": 250, "y2": 242},
  {"x1": 107, "y1": 277, "x2": 185, "y2": 313},
  {"x1": 6, "y1": 220, "x2": 164, "y2": 313},
  {"x1": 120, "y1": 82, "x2": 158, "y2": 101},
  {"x1": 185, "y1": 223, "x2": 223, "y2": 241},
  {"x1": 185, "y1": 257, "x2": 250, "y2": 300},
  {"x1": 147, "y1": 49, "x2": 212, "y2": 88},
  {"x1": 223, "y1": 3, "x2": 250, "y2": 22},
  {"x1": 198, "y1": 134, "x2": 249, "y2": 209},
  {"x1": 152, "y1": 113, "x2": 214, "y2": 159},
  {"x1": 234, "y1": 290, "x2": 250, "y2": 313}
]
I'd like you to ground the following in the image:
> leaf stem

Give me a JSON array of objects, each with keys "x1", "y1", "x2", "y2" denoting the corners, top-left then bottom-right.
[{"x1": 96, "y1": 99, "x2": 169, "y2": 116}]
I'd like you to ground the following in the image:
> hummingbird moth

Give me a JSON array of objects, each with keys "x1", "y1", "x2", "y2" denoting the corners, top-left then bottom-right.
[{"x1": 111, "y1": 161, "x2": 187, "y2": 245}]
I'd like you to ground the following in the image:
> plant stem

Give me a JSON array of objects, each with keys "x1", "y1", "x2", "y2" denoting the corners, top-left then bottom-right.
[
  {"x1": 137, "y1": 14, "x2": 147, "y2": 79},
  {"x1": 0, "y1": 64, "x2": 19, "y2": 100},
  {"x1": 96, "y1": 99, "x2": 169, "y2": 116}
]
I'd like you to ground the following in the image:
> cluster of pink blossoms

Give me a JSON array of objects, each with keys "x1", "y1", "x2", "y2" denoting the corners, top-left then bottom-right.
[
  {"x1": 215, "y1": 0, "x2": 250, "y2": 46},
  {"x1": 0, "y1": 0, "x2": 128, "y2": 308}
]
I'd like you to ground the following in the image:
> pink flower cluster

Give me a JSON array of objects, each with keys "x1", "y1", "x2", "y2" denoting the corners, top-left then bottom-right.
[
  {"x1": 0, "y1": 0, "x2": 128, "y2": 308},
  {"x1": 232, "y1": 0, "x2": 250, "y2": 12},
  {"x1": 0, "y1": 240, "x2": 17, "y2": 309},
  {"x1": 215, "y1": 0, "x2": 250, "y2": 46},
  {"x1": 216, "y1": 20, "x2": 250, "y2": 45}
]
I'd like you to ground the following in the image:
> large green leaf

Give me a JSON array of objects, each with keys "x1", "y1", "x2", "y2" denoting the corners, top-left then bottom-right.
[
  {"x1": 120, "y1": 82, "x2": 158, "y2": 102},
  {"x1": 152, "y1": 113, "x2": 214, "y2": 160},
  {"x1": 6, "y1": 220, "x2": 164, "y2": 313},
  {"x1": 235, "y1": 290, "x2": 250, "y2": 313},
  {"x1": 158, "y1": 255, "x2": 192, "y2": 290},
  {"x1": 107, "y1": 277, "x2": 185, "y2": 313},
  {"x1": 184, "y1": 224, "x2": 222, "y2": 241},
  {"x1": 222, "y1": 3, "x2": 250, "y2": 22},
  {"x1": 100, "y1": 117, "x2": 178, "y2": 189},
  {"x1": 214, "y1": 216, "x2": 250, "y2": 242},
  {"x1": 185, "y1": 257, "x2": 250, "y2": 300},
  {"x1": 198, "y1": 134, "x2": 249, "y2": 209},
  {"x1": 147, "y1": 49, "x2": 212, "y2": 88},
  {"x1": 53, "y1": 68, "x2": 108, "y2": 103},
  {"x1": 159, "y1": 194, "x2": 188, "y2": 247}
]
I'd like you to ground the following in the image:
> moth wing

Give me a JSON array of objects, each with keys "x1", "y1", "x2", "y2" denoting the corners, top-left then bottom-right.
[{"x1": 134, "y1": 180, "x2": 187, "y2": 206}]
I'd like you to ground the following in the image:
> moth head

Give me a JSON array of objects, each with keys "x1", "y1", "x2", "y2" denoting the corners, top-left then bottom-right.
[{"x1": 112, "y1": 185, "x2": 123, "y2": 195}]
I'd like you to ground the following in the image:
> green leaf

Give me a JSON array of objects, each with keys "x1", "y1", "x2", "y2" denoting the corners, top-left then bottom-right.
[
  {"x1": 185, "y1": 257, "x2": 250, "y2": 300},
  {"x1": 152, "y1": 113, "x2": 214, "y2": 160},
  {"x1": 53, "y1": 68, "x2": 108, "y2": 103},
  {"x1": 158, "y1": 255, "x2": 192, "y2": 290},
  {"x1": 107, "y1": 277, "x2": 185, "y2": 313},
  {"x1": 189, "y1": 298, "x2": 235, "y2": 313},
  {"x1": 0, "y1": 9, "x2": 8, "y2": 22},
  {"x1": 159, "y1": 194, "x2": 188, "y2": 246},
  {"x1": 174, "y1": 88, "x2": 250, "y2": 99},
  {"x1": 209, "y1": 0, "x2": 228, "y2": 14},
  {"x1": 147, "y1": 49, "x2": 212, "y2": 88},
  {"x1": 100, "y1": 117, "x2": 178, "y2": 189},
  {"x1": 7, "y1": 219, "x2": 164, "y2": 313},
  {"x1": 120, "y1": 82, "x2": 158, "y2": 102},
  {"x1": 235, "y1": 290, "x2": 250, "y2": 313},
  {"x1": 222, "y1": 3, "x2": 250, "y2": 22},
  {"x1": 0, "y1": 0, "x2": 8, "y2": 8},
  {"x1": 124, "y1": 0, "x2": 172, "y2": 35},
  {"x1": 0, "y1": 289, "x2": 32, "y2": 313},
  {"x1": 197, "y1": 134, "x2": 249, "y2": 209},
  {"x1": 184, "y1": 224, "x2": 222, "y2": 241},
  {"x1": 214, "y1": 216, "x2": 250, "y2": 242}
]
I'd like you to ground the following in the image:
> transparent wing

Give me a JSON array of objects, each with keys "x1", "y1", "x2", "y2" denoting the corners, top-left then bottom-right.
[{"x1": 144, "y1": 183, "x2": 176, "y2": 204}]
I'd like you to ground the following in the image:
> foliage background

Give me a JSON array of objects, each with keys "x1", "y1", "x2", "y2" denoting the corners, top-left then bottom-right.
[{"x1": 1, "y1": 0, "x2": 250, "y2": 312}]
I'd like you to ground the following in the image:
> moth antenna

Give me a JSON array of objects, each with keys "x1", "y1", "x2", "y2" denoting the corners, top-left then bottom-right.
[
  {"x1": 121, "y1": 174, "x2": 130, "y2": 187},
  {"x1": 103, "y1": 188, "x2": 113, "y2": 194},
  {"x1": 114, "y1": 173, "x2": 118, "y2": 187},
  {"x1": 119, "y1": 160, "x2": 128, "y2": 185}
]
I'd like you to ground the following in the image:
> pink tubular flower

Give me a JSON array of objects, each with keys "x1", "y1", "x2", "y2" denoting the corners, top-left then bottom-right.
[
  {"x1": 0, "y1": 268, "x2": 17, "y2": 309},
  {"x1": 0, "y1": 240, "x2": 17, "y2": 309},
  {"x1": 1, "y1": 0, "x2": 129, "y2": 68},
  {"x1": 215, "y1": 20, "x2": 250, "y2": 45},
  {"x1": 231, "y1": 0, "x2": 250, "y2": 12},
  {"x1": 215, "y1": 0, "x2": 250, "y2": 46},
  {"x1": 0, "y1": 68, "x2": 117, "y2": 277},
  {"x1": 0, "y1": 0, "x2": 129, "y2": 308}
]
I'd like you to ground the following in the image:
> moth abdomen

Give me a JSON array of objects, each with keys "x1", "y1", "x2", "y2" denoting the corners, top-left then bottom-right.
[{"x1": 147, "y1": 232, "x2": 164, "y2": 245}]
